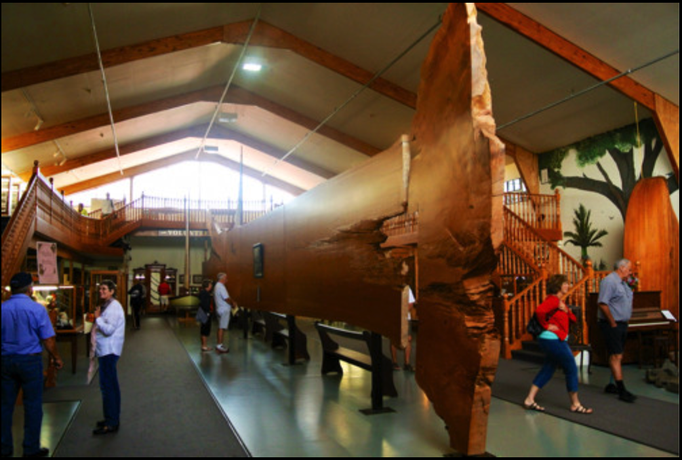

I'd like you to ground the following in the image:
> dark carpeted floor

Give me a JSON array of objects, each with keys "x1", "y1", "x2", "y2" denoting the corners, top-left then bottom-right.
[
  {"x1": 44, "y1": 317, "x2": 249, "y2": 457},
  {"x1": 492, "y1": 359, "x2": 679, "y2": 455}
]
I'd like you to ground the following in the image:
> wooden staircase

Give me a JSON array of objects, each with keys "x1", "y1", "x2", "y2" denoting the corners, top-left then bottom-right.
[
  {"x1": 497, "y1": 192, "x2": 614, "y2": 359},
  {"x1": 1, "y1": 164, "x2": 276, "y2": 290}
]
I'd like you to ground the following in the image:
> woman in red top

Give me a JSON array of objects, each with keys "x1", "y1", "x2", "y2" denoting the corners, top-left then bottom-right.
[{"x1": 523, "y1": 274, "x2": 593, "y2": 414}]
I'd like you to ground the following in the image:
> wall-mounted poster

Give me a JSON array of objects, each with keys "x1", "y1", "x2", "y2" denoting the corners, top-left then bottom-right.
[
  {"x1": 37, "y1": 241, "x2": 58, "y2": 285},
  {"x1": 253, "y1": 243, "x2": 264, "y2": 278}
]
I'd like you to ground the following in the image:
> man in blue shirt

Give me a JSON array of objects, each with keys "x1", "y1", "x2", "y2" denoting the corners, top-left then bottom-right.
[
  {"x1": 598, "y1": 259, "x2": 636, "y2": 403},
  {"x1": 2, "y1": 272, "x2": 63, "y2": 457}
]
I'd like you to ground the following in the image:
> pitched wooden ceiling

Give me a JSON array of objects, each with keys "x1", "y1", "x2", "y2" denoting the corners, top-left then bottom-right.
[{"x1": 1, "y1": 3, "x2": 679, "y2": 196}]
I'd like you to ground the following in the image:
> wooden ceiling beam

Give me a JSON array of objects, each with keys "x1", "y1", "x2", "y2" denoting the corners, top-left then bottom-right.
[
  {"x1": 475, "y1": 3, "x2": 658, "y2": 111},
  {"x1": 1, "y1": 20, "x2": 417, "y2": 111},
  {"x1": 223, "y1": 86, "x2": 381, "y2": 156},
  {"x1": 210, "y1": 126, "x2": 336, "y2": 179},
  {"x1": 21, "y1": 123, "x2": 335, "y2": 184},
  {"x1": 1, "y1": 27, "x2": 224, "y2": 93},
  {"x1": 58, "y1": 150, "x2": 306, "y2": 197},
  {"x1": 1, "y1": 86, "x2": 219, "y2": 153},
  {"x1": 18, "y1": 126, "x2": 204, "y2": 181},
  {"x1": 2, "y1": 84, "x2": 379, "y2": 156},
  {"x1": 476, "y1": 3, "x2": 679, "y2": 183},
  {"x1": 224, "y1": 20, "x2": 417, "y2": 109}
]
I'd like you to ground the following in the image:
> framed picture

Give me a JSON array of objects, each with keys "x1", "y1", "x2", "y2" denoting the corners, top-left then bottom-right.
[
  {"x1": 253, "y1": 243, "x2": 264, "y2": 278},
  {"x1": 192, "y1": 274, "x2": 203, "y2": 285},
  {"x1": 179, "y1": 274, "x2": 185, "y2": 285}
]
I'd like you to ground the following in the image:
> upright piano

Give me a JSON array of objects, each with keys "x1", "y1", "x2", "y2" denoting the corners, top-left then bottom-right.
[{"x1": 587, "y1": 291, "x2": 678, "y2": 366}]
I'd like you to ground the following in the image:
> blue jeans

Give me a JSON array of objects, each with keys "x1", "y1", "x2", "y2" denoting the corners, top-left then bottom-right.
[
  {"x1": 98, "y1": 355, "x2": 121, "y2": 427},
  {"x1": 1, "y1": 354, "x2": 44, "y2": 456},
  {"x1": 532, "y1": 339, "x2": 578, "y2": 393}
]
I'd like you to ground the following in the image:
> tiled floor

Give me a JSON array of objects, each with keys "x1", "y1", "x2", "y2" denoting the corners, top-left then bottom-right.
[
  {"x1": 171, "y1": 317, "x2": 678, "y2": 457},
  {"x1": 10, "y1": 316, "x2": 678, "y2": 457}
]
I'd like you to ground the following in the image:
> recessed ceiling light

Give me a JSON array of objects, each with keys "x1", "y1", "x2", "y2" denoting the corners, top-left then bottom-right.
[
  {"x1": 219, "y1": 112, "x2": 238, "y2": 123},
  {"x1": 242, "y1": 63, "x2": 262, "y2": 72}
]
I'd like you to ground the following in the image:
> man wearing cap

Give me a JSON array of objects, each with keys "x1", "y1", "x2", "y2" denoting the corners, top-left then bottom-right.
[{"x1": 2, "y1": 272, "x2": 63, "y2": 458}]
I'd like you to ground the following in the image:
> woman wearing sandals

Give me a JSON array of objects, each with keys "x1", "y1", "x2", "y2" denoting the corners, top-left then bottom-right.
[{"x1": 523, "y1": 274, "x2": 593, "y2": 415}]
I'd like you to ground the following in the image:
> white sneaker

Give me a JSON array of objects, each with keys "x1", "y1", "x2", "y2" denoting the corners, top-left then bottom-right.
[{"x1": 216, "y1": 345, "x2": 229, "y2": 354}]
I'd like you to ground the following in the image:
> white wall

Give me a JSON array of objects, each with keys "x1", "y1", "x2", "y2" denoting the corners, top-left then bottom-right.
[{"x1": 127, "y1": 236, "x2": 210, "y2": 295}]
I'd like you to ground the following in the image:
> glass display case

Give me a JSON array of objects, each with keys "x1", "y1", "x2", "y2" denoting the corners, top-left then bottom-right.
[{"x1": 32, "y1": 284, "x2": 79, "y2": 330}]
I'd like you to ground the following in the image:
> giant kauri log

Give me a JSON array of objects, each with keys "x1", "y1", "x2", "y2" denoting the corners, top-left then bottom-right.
[
  {"x1": 409, "y1": 4, "x2": 504, "y2": 455},
  {"x1": 210, "y1": 4, "x2": 504, "y2": 455}
]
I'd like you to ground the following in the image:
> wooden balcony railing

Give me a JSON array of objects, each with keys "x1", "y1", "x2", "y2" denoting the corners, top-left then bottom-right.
[
  {"x1": 1, "y1": 163, "x2": 284, "y2": 289},
  {"x1": 504, "y1": 190, "x2": 562, "y2": 240},
  {"x1": 499, "y1": 206, "x2": 590, "y2": 358},
  {"x1": 1, "y1": 169, "x2": 39, "y2": 290}
]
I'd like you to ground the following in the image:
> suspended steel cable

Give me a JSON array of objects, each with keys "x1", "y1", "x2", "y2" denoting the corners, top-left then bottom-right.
[
  {"x1": 497, "y1": 50, "x2": 679, "y2": 131},
  {"x1": 261, "y1": 15, "x2": 444, "y2": 179},
  {"x1": 196, "y1": 5, "x2": 263, "y2": 159},
  {"x1": 88, "y1": 3, "x2": 124, "y2": 175}
]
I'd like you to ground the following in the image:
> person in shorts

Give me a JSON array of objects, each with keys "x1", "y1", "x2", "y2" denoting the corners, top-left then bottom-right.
[
  {"x1": 598, "y1": 259, "x2": 636, "y2": 403},
  {"x1": 214, "y1": 273, "x2": 237, "y2": 354}
]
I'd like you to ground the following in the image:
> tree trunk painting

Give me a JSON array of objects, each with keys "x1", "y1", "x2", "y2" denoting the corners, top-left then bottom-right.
[
  {"x1": 624, "y1": 177, "x2": 679, "y2": 319},
  {"x1": 207, "y1": 4, "x2": 504, "y2": 455}
]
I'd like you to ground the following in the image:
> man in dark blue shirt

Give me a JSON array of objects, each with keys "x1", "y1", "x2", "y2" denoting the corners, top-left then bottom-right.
[{"x1": 2, "y1": 272, "x2": 63, "y2": 458}]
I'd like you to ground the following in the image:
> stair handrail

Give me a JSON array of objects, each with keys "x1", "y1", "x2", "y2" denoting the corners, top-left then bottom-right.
[
  {"x1": 504, "y1": 207, "x2": 586, "y2": 280},
  {"x1": 501, "y1": 273, "x2": 547, "y2": 359},
  {"x1": 501, "y1": 205, "x2": 590, "y2": 358},
  {"x1": 1, "y1": 164, "x2": 41, "y2": 290},
  {"x1": 503, "y1": 190, "x2": 561, "y2": 234}
]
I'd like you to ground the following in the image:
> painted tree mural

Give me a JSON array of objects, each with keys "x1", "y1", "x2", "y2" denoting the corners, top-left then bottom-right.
[{"x1": 540, "y1": 118, "x2": 678, "y2": 221}]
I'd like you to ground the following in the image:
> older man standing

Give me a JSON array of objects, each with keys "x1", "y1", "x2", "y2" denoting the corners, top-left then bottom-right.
[
  {"x1": 214, "y1": 273, "x2": 237, "y2": 354},
  {"x1": 598, "y1": 258, "x2": 636, "y2": 403},
  {"x1": 2, "y1": 272, "x2": 63, "y2": 458}
]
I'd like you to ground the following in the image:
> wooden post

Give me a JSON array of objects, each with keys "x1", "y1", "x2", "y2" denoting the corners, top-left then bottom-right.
[
  {"x1": 584, "y1": 259, "x2": 594, "y2": 292},
  {"x1": 49, "y1": 177, "x2": 54, "y2": 223},
  {"x1": 503, "y1": 294, "x2": 511, "y2": 359}
]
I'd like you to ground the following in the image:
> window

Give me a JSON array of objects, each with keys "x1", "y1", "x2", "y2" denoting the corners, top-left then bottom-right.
[{"x1": 504, "y1": 178, "x2": 526, "y2": 193}]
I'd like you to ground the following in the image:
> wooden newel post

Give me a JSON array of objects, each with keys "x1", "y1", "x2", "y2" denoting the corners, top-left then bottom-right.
[
  {"x1": 503, "y1": 294, "x2": 511, "y2": 359},
  {"x1": 49, "y1": 177, "x2": 54, "y2": 223},
  {"x1": 554, "y1": 189, "x2": 563, "y2": 231}
]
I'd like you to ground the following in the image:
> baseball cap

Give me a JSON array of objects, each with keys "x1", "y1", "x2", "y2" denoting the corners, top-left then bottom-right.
[{"x1": 10, "y1": 272, "x2": 34, "y2": 290}]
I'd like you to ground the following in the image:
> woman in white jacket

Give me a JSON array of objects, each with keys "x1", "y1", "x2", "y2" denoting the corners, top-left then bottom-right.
[{"x1": 93, "y1": 280, "x2": 125, "y2": 435}]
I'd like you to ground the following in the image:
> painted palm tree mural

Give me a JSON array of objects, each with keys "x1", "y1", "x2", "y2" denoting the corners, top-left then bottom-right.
[{"x1": 563, "y1": 204, "x2": 608, "y2": 262}]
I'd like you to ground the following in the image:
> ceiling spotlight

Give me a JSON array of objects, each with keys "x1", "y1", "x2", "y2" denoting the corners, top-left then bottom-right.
[
  {"x1": 242, "y1": 62, "x2": 262, "y2": 72},
  {"x1": 219, "y1": 113, "x2": 238, "y2": 123}
]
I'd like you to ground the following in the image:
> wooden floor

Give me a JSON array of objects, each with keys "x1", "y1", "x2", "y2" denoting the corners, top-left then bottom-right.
[{"x1": 8, "y1": 315, "x2": 678, "y2": 457}]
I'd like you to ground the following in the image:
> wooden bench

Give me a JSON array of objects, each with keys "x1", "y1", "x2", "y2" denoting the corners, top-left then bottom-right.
[
  {"x1": 249, "y1": 309, "x2": 266, "y2": 337},
  {"x1": 315, "y1": 322, "x2": 397, "y2": 414},
  {"x1": 261, "y1": 312, "x2": 310, "y2": 365}
]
